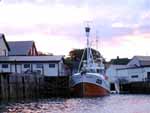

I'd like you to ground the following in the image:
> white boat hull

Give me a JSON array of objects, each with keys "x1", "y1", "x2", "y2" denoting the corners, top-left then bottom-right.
[{"x1": 70, "y1": 73, "x2": 110, "y2": 97}]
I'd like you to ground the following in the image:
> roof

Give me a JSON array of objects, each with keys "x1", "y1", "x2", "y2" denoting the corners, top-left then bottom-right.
[
  {"x1": 127, "y1": 56, "x2": 150, "y2": 67},
  {"x1": 109, "y1": 58, "x2": 130, "y2": 65},
  {"x1": 0, "y1": 33, "x2": 10, "y2": 51},
  {"x1": 0, "y1": 55, "x2": 64, "y2": 63},
  {"x1": 8, "y1": 41, "x2": 34, "y2": 56},
  {"x1": 134, "y1": 56, "x2": 150, "y2": 61},
  {"x1": 136, "y1": 56, "x2": 150, "y2": 66},
  {"x1": 106, "y1": 64, "x2": 127, "y2": 71}
]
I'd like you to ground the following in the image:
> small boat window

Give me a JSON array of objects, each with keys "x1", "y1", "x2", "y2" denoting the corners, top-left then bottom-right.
[
  {"x1": 97, "y1": 69, "x2": 105, "y2": 74},
  {"x1": 96, "y1": 79, "x2": 102, "y2": 84}
]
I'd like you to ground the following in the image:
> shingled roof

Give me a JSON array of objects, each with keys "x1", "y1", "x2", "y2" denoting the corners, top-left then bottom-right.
[{"x1": 8, "y1": 41, "x2": 35, "y2": 56}]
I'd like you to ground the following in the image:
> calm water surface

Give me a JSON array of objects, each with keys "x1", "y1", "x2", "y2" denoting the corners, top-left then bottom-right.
[{"x1": 1, "y1": 95, "x2": 150, "y2": 113}]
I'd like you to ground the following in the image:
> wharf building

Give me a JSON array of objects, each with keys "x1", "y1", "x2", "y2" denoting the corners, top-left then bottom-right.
[
  {"x1": 106, "y1": 56, "x2": 150, "y2": 92},
  {"x1": 0, "y1": 33, "x2": 66, "y2": 76}
]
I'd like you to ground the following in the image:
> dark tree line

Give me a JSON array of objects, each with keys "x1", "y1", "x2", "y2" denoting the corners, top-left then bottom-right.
[{"x1": 64, "y1": 48, "x2": 103, "y2": 70}]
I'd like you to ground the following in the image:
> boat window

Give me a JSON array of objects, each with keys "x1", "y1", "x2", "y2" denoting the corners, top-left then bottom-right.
[
  {"x1": 96, "y1": 79, "x2": 102, "y2": 84},
  {"x1": 90, "y1": 69, "x2": 96, "y2": 73},
  {"x1": 97, "y1": 69, "x2": 105, "y2": 74},
  {"x1": 97, "y1": 69, "x2": 100, "y2": 73}
]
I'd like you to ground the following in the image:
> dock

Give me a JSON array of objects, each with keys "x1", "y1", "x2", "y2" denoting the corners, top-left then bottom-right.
[
  {"x1": 0, "y1": 73, "x2": 44, "y2": 102},
  {"x1": 0, "y1": 73, "x2": 70, "y2": 102},
  {"x1": 119, "y1": 81, "x2": 150, "y2": 94}
]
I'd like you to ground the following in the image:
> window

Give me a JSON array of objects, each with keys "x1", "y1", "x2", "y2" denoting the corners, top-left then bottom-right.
[
  {"x1": 96, "y1": 79, "x2": 102, "y2": 84},
  {"x1": 49, "y1": 63, "x2": 55, "y2": 68},
  {"x1": 131, "y1": 75, "x2": 138, "y2": 78},
  {"x1": 2, "y1": 64, "x2": 8, "y2": 68},
  {"x1": 147, "y1": 72, "x2": 150, "y2": 79},
  {"x1": 24, "y1": 64, "x2": 30, "y2": 68},
  {"x1": 36, "y1": 64, "x2": 43, "y2": 68}
]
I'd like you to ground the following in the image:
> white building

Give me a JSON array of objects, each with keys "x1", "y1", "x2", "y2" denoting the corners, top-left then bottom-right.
[
  {"x1": 107, "y1": 56, "x2": 150, "y2": 84},
  {"x1": 0, "y1": 56, "x2": 66, "y2": 76},
  {"x1": 106, "y1": 64, "x2": 127, "y2": 83},
  {"x1": 0, "y1": 34, "x2": 10, "y2": 56},
  {"x1": 117, "y1": 56, "x2": 150, "y2": 82}
]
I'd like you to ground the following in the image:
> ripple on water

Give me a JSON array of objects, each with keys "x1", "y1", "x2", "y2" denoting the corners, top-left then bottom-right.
[{"x1": 1, "y1": 95, "x2": 150, "y2": 113}]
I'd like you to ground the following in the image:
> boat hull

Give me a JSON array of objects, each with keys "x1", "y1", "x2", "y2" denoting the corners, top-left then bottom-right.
[
  {"x1": 70, "y1": 73, "x2": 110, "y2": 97},
  {"x1": 71, "y1": 82, "x2": 109, "y2": 97}
]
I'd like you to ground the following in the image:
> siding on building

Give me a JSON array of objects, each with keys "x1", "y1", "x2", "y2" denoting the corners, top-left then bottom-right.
[
  {"x1": 0, "y1": 56, "x2": 65, "y2": 76},
  {"x1": 106, "y1": 56, "x2": 150, "y2": 83},
  {"x1": 117, "y1": 67, "x2": 150, "y2": 82},
  {"x1": 106, "y1": 65, "x2": 126, "y2": 83}
]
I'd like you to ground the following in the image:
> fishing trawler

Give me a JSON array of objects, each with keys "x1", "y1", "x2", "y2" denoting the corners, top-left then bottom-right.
[{"x1": 70, "y1": 24, "x2": 110, "y2": 97}]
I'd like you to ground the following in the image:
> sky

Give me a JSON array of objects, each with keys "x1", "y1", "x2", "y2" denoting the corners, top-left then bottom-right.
[{"x1": 0, "y1": 0, "x2": 150, "y2": 60}]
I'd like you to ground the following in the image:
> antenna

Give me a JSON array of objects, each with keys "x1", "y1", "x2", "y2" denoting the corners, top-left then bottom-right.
[{"x1": 96, "y1": 30, "x2": 99, "y2": 50}]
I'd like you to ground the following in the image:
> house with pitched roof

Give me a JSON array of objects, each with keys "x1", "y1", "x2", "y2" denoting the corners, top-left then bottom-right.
[
  {"x1": 110, "y1": 56, "x2": 150, "y2": 83},
  {"x1": 118, "y1": 56, "x2": 150, "y2": 82},
  {"x1": 106, "y1": 56, "x2": 150, "y2": 92},
  {"x1": 8, "y1": 41, "x2": 38, "y2": 56},
  {"x1": 0, "y1": 33, "x2": 67, "y2": 76},
  {"x1": 0, "y1": 33, "x2": 10, "y2": 56}
]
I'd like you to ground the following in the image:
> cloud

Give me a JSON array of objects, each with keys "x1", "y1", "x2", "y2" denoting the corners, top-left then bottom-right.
[
  {"x1": 100, "y1": 33, "x2": 150, "y2": 60},
  {"x1": 0, "y1": 1, "x2": 149, "y2": 38},
  {"x1": 0, "y1": 0, "x2": 150, "y2": 59}
]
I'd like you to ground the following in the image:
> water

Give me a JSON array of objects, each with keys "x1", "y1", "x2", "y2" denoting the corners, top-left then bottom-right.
[{"x1": 1, "y1": 95, "x2": 150, "y2": 113}]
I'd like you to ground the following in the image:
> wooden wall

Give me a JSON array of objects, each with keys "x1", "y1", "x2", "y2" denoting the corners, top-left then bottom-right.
[
  {"x1": 0, "y1": 73, "x2": 70, "y2": 103},
  {"x1": 119, "y1": 81, "x2": 150, "y2": 94},
  {"x1": 0, "y1": 73, "x2": 44, "y2": 102}
]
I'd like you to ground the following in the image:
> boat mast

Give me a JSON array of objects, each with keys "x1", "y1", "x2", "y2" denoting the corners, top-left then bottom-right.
[
  {"x1": 96, "y1": 30, "x2": 99, "y2": 50},
  {"x1": 85, "y1": 24, "x2": 90, "y2": 68}
]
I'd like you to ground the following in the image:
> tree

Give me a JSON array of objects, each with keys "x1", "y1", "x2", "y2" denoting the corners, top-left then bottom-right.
[
  {"x1": 109, "y1": 57, "x2": 130, "y2": 65},
  {"x1": 64, "y1": 57, "x2": 73, "y2": 69},
  {"x1": 64, "y1": 48, "x2": 103, "y2": 72},
  {"x1": 69, "y1": 48, "x2": 102, "y2": 61}
]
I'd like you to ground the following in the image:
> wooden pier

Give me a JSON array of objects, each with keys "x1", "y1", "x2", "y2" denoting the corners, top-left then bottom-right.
[
  {"x1": 0, "y1": 73, "x2": 70, "y2": 102},
  {"x1": 0, "y1": 73, "x2": 44, "y2": 102},
  {"x1": 119, "y1": 81, "x2": 150, "y2": 94}
]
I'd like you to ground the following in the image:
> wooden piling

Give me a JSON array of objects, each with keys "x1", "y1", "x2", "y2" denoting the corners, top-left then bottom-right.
[
  {"x1": 119, "y1": 81, "x2": 150, "y2": 94},
  {"x1": 0, "y1": 73, "x2": 44, "y2": 102},
  {"x1": 0, "y1": 73, "x2": 71, "y2": 102}
]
